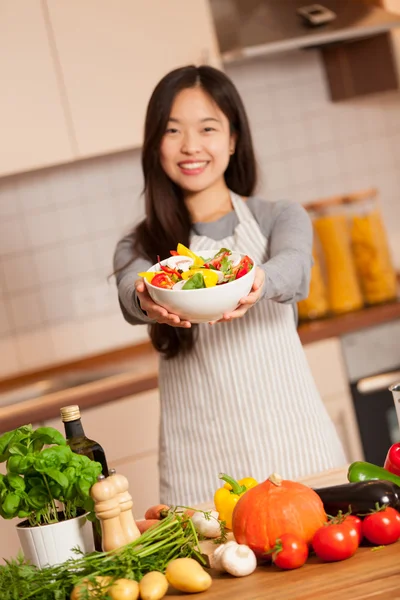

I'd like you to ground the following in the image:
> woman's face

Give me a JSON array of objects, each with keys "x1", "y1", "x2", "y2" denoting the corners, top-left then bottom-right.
[{"x1": 159, "y1": 87, "x2": 235, "y2": 195}]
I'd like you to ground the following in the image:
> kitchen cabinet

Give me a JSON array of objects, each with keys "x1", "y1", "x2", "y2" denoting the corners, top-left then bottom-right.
[
  {"x1": 304, "y1": 338, "x2": 364, "y2": 463},
  {"x1": 0, "y1": 1, "x2": 74, "y2": 177},
  {"x1": 46, "y1": 0, "x2": 221, "y2": 158},
  {"x1": 382, "y1": 0, "x2": 400, "y2": 81}
]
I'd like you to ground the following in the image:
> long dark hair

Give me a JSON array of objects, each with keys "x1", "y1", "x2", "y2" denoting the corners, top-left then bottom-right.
[{"x1": 128, "y1": 65, "x2": 257, "y2": 358}]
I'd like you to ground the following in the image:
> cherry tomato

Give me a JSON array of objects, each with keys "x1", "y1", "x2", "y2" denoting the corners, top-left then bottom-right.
[
  {"x1": 362, "y1": 507, "x2": 400, "y2": 546},
  {"x1": 312, "y1": 522, "x2": 359, "y2": 562},
  {"x1": 271, "y1": 533, "x2": 309, "y2": 570},
  {"x1": 344, "y1": 515, "x2": 363, "y2": 545}
]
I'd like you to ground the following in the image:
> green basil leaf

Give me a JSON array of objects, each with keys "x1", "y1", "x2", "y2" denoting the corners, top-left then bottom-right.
[
  {"x1": 2, "y1": 493, "x2": 21, "y2": 517},
  {"x1": 6, "y1": 474, "x2": 25, "y2": 492},
  {"x1": 8, "y1": 442, "x2": 29, "y2": 457},
  {"x1": 42, "y1": 468, "x2": 68, "y2": 489},
  {"x1": 77, "y1": 477, "x2": 92, "y2": 498},
  {"x1": 182, "y1": 272, "x2": 206, "y2": 290},
  {"x1": 31, "y1": 427, "x2": 66, "y2": 447},
  {"x1": 6, "y1": 455, "x2": 23, "y2": 474},
  {"x1": 27, "y1": 485, "x2": 49, "y2": 510},
  {"x1": 0, "y1": 431, "x2": 17, "y2": 462}
]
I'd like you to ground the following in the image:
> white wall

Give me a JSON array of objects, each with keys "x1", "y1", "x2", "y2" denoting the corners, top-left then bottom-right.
[{"x1": 1, "y1": 49, "x2": 400, "y2": 378}]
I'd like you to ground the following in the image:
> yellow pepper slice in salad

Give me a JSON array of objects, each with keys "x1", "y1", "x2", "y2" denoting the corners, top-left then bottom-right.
[
  {"x1": 176, "y1": 243, "x2": 204, "y2": 267},
  {"x1": 138, "y1": 271, "x2": 156, "y2": 283},
  {"x1": 181, "y1": 268, "x2": 219, "y2": 288}
]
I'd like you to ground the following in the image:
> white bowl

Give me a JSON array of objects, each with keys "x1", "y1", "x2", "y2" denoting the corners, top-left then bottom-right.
[{"x1": 144, "y1": 249, "x2": 256, "y2": 323}]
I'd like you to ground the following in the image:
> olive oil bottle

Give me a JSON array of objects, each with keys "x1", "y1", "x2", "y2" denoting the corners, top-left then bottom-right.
[{"x1": 60, "y1": 404, "x2": 109, "y2": 550}]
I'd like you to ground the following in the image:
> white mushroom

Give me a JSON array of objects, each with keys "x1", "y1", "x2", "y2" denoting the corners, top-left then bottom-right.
[
  {"x1": 167, "y1": 256, "x2": 194, "y2": 271},
  {"x1": 212, "y1": 541, "x2": 239, "y2": 571},
  {"x1": 191, "y1": 510, "x2": 222, "y2": 538},
  {"x1": 229, "y1": 252, "x2": 242, "y2": 267},
  {"x1": 220, "y1": 543, "x2": 257, "y2": 577}
]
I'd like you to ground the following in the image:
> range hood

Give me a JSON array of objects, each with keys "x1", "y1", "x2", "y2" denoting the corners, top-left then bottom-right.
[{"x1": 209, "y1": 0, "x2": 400, "y2": 63}]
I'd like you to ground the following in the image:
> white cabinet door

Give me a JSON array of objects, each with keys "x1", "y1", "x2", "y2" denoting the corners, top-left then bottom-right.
[
  {"x1": 46, "y1": 0, "x2": 221, "y2": 158},
  {"x1": 323, "y1": 392, "x2": 364, "y2": 464},
  {"x1": 0, "y1": 1, "x2": 74, "y2": 176},
  {"x1": 304, "y1": 338, "x2": 364, "y2": 463}
]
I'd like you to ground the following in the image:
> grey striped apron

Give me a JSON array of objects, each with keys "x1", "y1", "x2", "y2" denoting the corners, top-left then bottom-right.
[{"x1": 158, "y1": 192, "x2": 346, "y2": 506}]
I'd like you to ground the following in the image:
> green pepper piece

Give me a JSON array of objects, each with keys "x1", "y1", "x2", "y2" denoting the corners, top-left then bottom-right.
[
  {"x1": 182, "y1": 272, "x2": 206, "y2": 290},
  {"x1": 348, "y1": 461, "x2": 400, "y2": 487}
]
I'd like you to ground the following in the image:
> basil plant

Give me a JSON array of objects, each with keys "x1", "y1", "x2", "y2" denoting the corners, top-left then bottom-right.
[{"x1": 0, "y1": 425, "x2": 101, "y2": 527}]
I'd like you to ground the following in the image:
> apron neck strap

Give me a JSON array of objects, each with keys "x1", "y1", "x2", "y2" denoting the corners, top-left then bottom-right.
[{"x1": 230, "y1": 190, "x2": 252, "y2": 223}]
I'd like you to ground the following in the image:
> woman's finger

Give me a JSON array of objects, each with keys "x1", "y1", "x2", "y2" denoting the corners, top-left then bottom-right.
[{"x1": 239, "y1": 287, "x2": 262, "y2": 306}]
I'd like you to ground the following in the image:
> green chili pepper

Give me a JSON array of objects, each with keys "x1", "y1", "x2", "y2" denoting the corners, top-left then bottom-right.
[{"x1": 348, "y1": 461, "x2": 400, "y2": 487}]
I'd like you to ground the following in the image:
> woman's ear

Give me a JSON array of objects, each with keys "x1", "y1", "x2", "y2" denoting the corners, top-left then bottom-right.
[{"x1": 229, "y1": 133, "x2": 237, "y2": 155}]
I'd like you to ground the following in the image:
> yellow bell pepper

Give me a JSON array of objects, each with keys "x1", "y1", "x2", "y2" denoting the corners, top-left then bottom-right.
[
  {"x1": 181, "y1": 268, "x2": 219, "y2": 288},
  {"x1": 138, "y1": 271, "x2": 156, "y2": 283},
  {"x1": 176, "y1": 243, "x2": 204, "y2": 267},
  {"x1": 214, "y1": 473, "x2": 258, "y2": 530}
]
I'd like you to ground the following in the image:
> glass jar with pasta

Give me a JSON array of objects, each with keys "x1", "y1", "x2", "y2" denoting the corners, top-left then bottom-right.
[
  {"x1": 297, "y1": 209, "x2": 329, "y2": 320},
  {"x1": 311, "y1": 196, "x2": 364, "y2": 315},
  {"x1": 347, "y1": 188, "x2": 397, "y2": 305}
]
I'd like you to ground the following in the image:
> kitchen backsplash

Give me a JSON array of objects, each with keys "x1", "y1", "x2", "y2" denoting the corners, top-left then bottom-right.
[{"x1": 1, "y1": 50, "x2": 400, "y2": 378}]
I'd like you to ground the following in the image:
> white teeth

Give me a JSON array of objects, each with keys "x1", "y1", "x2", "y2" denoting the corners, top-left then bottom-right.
[{"x1": 179, "y1": 162, "x2": 207, "y2": 170}]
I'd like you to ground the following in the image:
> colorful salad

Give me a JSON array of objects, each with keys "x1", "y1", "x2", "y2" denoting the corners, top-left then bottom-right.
[{"x1": 138, "y1": 244, "x2": 254, "y2": 290}]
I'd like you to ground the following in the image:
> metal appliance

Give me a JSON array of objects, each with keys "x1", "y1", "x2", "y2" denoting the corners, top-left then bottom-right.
[{"x1": 340, "y1": 320, "x2": 400, "y2": 467}]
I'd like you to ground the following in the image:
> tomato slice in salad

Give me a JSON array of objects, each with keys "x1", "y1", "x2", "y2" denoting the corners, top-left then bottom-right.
[{"x1": 151, "y1": 273, "x2": 174, "y2": 289}]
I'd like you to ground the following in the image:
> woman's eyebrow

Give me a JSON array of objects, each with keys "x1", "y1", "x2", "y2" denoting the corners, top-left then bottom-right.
[{"x1": 166, "y1": 117, "x2": 221, "y2": 123}]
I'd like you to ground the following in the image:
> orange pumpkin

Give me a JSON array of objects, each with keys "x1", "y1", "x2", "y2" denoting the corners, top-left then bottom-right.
[{"x1": 232, "y1": 473, "x2": 327, "y2": 558}]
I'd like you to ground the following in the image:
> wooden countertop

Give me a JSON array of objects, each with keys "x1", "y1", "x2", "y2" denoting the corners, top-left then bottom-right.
[
  {"x1": 0, "y1": 300, "x2": 399, "y2": 433},
  {"x1": 167, "y1": 545, "x2": 400, "y2": 600},
  {"x1": 189, "y1": 466, "x2": 400, "y2": 600}
]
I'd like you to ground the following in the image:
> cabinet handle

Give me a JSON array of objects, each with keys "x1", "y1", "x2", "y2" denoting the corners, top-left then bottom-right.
[{"x1": 357, "y1": 371, "x2": 400, "y2": 395}]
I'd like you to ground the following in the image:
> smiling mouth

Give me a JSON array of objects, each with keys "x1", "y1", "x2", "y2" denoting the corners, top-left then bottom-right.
[{"x1": 178, "y1": 161, "x2": 208, "y2": 172}]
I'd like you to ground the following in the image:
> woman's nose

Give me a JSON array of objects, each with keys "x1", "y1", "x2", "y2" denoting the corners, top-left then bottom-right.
[{"x1": 181, "y1": 132, "x2": 201, "y2": 154}]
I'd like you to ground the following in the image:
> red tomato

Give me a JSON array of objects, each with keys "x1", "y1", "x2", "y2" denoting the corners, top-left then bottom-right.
[
  {"x1": 362, "y1": 507, "x2": 400, "y2": 546},
  {"x1": 312, "y1": 522, "x2": 359, "y2": 562},
  {"x1": 344, "y1": 515, "x2": 363, "y2": 545},
  {"x1": 151, "y1": 273, "x2": 174, "y2": 289},
  {"x1": 271, "y1": 534, "x2": 309, "y2": 570}
]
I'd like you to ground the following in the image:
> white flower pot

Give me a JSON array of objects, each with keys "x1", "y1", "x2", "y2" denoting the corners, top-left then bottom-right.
[{"x1": 16, "y1": 513, "x2": 94, "y2": 569}]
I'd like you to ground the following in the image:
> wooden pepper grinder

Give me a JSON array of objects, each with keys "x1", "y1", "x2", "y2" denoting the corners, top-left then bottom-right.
[
  {"x1": 109, "y1": 468, "x2": 141, "y2": 543},
  {"x1": 90, "y1": 474, "x2": 127, "y2": 552}
]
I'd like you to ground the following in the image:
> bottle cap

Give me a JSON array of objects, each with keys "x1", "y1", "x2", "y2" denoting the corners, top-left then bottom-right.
[{"x1": 60, "y1": 405, "x2": 81, "y2": 422}]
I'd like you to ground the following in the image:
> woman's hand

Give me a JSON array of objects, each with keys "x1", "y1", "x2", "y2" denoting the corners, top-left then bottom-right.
[
  {"x1": 135, "y1": 280, "x2": 191, "y2": 328},
  {"x1": 209, "y1": 267, "x2": 265, "y2": 325}
]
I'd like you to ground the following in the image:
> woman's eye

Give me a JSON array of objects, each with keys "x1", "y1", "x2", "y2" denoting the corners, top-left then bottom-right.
[
  {"x1": 203, "y1": 127, "x2": 216, "y2": 133},
  {"x1": 165, "y1": 128, "x2": 179, "y2": 134}
]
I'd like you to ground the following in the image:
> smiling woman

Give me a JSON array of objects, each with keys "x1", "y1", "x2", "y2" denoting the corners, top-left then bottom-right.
[{"x1": 112, "y1": 65, "x2": 346, "y2": 508}]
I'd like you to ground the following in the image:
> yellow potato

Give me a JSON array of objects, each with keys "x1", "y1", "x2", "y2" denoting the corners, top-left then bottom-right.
[
  {"x1": 165, "y1": 558, "x2": 212, "y2": 593},
  {"x1": 108, "y1": 578, "x2": 140, "y2": 600},
  {"x1": 139, "y1": 571, "x2": 169, "y2": 600},
  {"x1": 70, "y1": 576, "x2": 112, "y2": 599}
]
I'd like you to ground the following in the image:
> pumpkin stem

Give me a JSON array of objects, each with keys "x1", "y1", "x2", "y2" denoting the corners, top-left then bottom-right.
[
  {"x1": 268, "y1": 473, "x2": 283, "y2": 487},
  {"x1": 218, "y1": 473, "x2": 247, "y2": 495}
]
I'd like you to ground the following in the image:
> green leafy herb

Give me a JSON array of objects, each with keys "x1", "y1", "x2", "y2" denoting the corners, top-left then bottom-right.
[
  {"x1": 214, "y1": 248, "x2": 231, "y2": 258},
  {"x1": 0, "y1": 511, "x2": 204, "y2": 600},
  {"x1": 0, "y1": 425, "x2": 101, "y2": 527},
  {"x1": 182, "y1": 273, "x2": 206, "y2": 290}
]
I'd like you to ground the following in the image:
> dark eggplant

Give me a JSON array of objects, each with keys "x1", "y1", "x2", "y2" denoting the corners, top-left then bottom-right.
[{"x1": 313, "y1": 480, "x2": 400, "y2": 516}]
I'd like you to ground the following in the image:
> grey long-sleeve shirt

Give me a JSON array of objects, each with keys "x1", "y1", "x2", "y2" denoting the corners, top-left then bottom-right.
[{"x1": 113, "y1": 197, "x2": 313, "y2": 326}]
